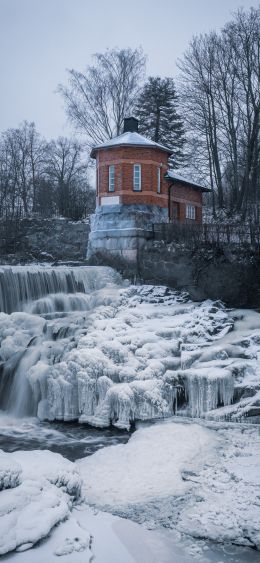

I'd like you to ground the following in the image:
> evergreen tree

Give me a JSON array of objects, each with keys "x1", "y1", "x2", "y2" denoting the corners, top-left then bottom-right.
[{"x1": 135, "y1": 77, "x2": 186, "y2": 169}]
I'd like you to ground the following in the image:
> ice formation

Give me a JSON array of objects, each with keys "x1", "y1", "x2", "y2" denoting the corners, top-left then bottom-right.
[{"x1": 0, "y1": 266, "x2": 260, "y2": 429}]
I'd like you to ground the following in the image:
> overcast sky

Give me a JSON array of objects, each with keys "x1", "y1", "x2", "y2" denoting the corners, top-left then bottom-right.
[{"x1": 1, "y1": 0, "x2": 259, "y2": 139}]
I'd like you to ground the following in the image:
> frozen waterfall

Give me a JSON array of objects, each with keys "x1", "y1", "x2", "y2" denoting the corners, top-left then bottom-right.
[{"x1": 0, "y1": 266, "x2": 259, "y2": 428}]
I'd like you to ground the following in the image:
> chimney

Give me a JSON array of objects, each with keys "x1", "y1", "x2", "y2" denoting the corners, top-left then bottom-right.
[{"x1": 123, "y1": 117, "x2": 139, "y2": 133}]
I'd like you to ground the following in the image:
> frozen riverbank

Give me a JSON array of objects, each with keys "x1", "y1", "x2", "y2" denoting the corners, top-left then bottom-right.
[{"x1": 0, "y1": 419, "x2": 260, "y2": 562}]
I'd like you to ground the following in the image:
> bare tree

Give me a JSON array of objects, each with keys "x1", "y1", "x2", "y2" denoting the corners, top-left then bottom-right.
[
  {"x1": 0, "y1": 122, "x2": 47, "y2": 217},
  {"x1": 178, "y1": 7, "x2": 260, "y2": 218},
  {"x1": 46, "y1": 137, "x2": 93, "y2": 219},
  {"x1": 58, "y1": 48, "x2": 146, "y2": 145},
  {"x1": 0, "y1": 124, "x2": 94, "y2": 221}
]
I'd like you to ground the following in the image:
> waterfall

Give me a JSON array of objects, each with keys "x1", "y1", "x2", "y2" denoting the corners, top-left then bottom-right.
[
  {"x1": 0, "y1": 265, "x2": 123, "y2": 418},
  {"x1": 0, "y1": 265, "x2": 121, "y2": 313},
  {"x1": 0, "y1": 268, "x2": 247, "y2": 428}
]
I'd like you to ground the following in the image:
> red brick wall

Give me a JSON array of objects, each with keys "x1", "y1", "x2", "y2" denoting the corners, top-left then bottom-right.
[
  {"x1": 170, "y1": 182, "x2": 202, "y2": 224},
  {"x1": 95, "y1": 147, "x2": 203, "y2": 223}
]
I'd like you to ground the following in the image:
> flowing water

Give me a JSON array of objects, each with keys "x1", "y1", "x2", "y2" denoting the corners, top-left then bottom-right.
[
  {"x1": 0, "y1": 264, "x2": 127, "y2": 456},
  {"x1": 0, "y1": 414, "x2": 130, "y2": 461}
]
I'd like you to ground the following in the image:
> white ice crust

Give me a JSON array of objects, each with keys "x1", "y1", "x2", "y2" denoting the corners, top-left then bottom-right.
[
  {"x1": 1, "y1": 419, "x2": 259, "y2": 557},
  {"x1": 0, "y1": 449, "x2": 81, "y2": 555},
  {"x1": 1, "y1": 284, "x2": 260, "y2": 428},
  {"x1": 78, "y1": 419, "x2": 260, "y2": 550}
]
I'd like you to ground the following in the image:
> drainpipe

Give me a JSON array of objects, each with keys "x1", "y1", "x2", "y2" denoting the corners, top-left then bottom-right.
[{"x1": 168, "y1": 182, "x2": 174, "y2": 222}]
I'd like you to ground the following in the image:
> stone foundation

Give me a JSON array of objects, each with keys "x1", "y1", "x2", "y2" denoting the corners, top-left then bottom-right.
[{"x1": 87, "y1": 204, "x2": 168, "y2": 263}]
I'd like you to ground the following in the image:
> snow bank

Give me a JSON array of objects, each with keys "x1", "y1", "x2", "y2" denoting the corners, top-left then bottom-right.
[
  {"x1": 78, "y1": 419, "x2": 260, "y2": 550},
  {"x1": 0, "y1": 449, "x2": 82, "y2": 555},
  {"x1": 1, "y1": 505, "x2": 196, "y2": 563},
  {"x1": 178, "y1": 424, "x2": 260, "y2": 549},
  {"x1": 78, "y1": 421, "x2": 217, "y2": 506}
]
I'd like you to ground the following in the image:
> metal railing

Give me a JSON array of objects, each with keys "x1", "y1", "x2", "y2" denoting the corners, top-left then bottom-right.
[{"x1": 152, "y1": 221, "x2": 260, "y2": 253}]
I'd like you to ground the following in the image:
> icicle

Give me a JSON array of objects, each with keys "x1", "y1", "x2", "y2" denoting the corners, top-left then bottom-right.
[{"x1": 183, "y1": 369, "x2": 234, "y2": 417}]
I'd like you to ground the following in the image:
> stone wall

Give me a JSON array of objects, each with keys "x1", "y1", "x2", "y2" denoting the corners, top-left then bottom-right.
[
  {"x1": 0, "y1": 217, "x2": 90, "y2": 263},
  {"x1": 1, "y1": 215, "x2": 259, "y2": 309},
  {"x1": 89, "y1": 238, "x2": 260, "y2": 309},
  {"x1": 138, "y1": 241, "x2": 260, "y2": 308}
]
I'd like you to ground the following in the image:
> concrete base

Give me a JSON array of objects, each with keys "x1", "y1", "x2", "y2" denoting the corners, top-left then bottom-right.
[{"x1": 87, "y1": 204, "x2": 168, "y2": 265}]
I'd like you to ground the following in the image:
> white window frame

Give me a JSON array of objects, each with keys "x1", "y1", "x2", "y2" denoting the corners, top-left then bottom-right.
[
  {"x1": 186, "y1": 204, "x2": 196, "y2": 220},
  {"x1": 108, "y1": 165, "x2": 115, "y2": 192},
  {"x1": 157, "y1": 166, "x2": 161, "y2": 193},
  {"x1": 133, "y1": 164, "x2": 141, "y2": 191}
]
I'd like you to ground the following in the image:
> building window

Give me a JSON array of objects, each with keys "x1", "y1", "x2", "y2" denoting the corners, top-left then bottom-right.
[
  {"x1": 133, "y1": 164, "x2": 141, "y2": 191},
  {"x1": 96, "y1": 170, "x2": 99, "y2": 196},
  {"x1": 108, "y1": 165, "x2": 115, "y2": 192},
  {"x1": 186, "y1": 204, "x2": 196, "y2": 220},
  {"x1": 157, "y1": 167, "x2": 161, "y2": 193}
]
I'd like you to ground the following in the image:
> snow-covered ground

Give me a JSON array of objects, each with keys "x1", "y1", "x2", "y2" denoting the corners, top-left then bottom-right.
[
  {"x1": 0, "y1": 504, "x2": 195, "y2": 563},
  {"x1": 78, "y1": 419, "x2": 260, "y2": 549},
  {"x1": 0, "y1": 419, "x2": 259, "y2": 561}
]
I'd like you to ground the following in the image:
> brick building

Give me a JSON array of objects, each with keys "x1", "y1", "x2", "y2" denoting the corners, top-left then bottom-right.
[
  {"x1": 91, "y1": 117, "x2": 209, "y2": 223},
  {"x1": 87, "y1": 118, "x2": 210, "y2": 263}
]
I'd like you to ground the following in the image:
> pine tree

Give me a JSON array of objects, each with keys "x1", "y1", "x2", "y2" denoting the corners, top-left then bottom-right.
[{"x1": 135, "y1": 77, "x2": 186, "y2": 169}]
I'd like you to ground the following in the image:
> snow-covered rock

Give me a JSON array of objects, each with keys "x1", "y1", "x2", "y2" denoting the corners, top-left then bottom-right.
[
  {"x1": 78, "y1": 421, "x2": 218, "y2": 506},
  {"x1": 0, "y1": 449, "x2": 82, "y2": 555},
  {"x1": 0, "y1": 451, "x2": 21, "y2": 491}
]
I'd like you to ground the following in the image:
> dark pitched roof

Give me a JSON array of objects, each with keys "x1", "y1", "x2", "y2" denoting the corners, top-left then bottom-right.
[{"x1": 165, "y1": 170, "x2": 211, "y2": 192}]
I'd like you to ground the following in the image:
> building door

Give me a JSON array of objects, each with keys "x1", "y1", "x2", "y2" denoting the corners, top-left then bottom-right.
[{"x1": 171, "y1": 201, "x2": 180, "y2": 221}]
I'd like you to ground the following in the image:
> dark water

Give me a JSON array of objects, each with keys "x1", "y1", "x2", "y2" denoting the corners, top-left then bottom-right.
[{"x1": 0, "y1": 414, "x2": 131, "y2": 461}]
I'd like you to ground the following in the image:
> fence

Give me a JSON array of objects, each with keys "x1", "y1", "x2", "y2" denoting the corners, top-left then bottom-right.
[{"x1": 152, "y1": 222, "x2": 260, "y2": 253}]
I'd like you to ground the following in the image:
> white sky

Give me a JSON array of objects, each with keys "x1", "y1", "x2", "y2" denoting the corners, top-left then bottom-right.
[{"x1": 1, "y1": 0, "x2": 259, "y2": 139}]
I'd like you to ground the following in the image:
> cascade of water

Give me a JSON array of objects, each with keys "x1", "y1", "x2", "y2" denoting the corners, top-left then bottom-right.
[
  {"x1": 0, "y1": 265, "x2": 121, "y2": 313},
  {"x1": 0, "y1": 265, "x2": 122, "y2": 418},
  {"x1": 0, "y1": 267, "x2": 251, "y2": 428}
]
